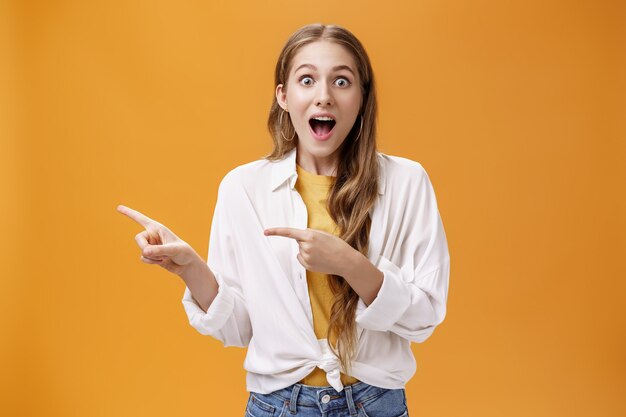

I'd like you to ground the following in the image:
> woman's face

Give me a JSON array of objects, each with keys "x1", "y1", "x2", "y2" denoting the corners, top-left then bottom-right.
[{"x1": 276, "y1": 40, "x2": 363, "y2": 166}]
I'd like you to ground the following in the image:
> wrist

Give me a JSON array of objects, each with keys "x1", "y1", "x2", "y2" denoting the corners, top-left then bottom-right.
[
  {"x1": 340, "y1": 245, "x2": 363, "y2": 278},
  {"x1": 179, "y1": 251, "x2": 206, "y2": 281}
]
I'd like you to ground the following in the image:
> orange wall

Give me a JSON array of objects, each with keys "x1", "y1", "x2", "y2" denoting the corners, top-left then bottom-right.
[{"x1": 2, "y1": 1, "x2": 625, "y2": 416}]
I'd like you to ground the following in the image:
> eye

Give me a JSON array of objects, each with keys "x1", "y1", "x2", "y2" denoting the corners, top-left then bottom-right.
[
  {"x1": 335, "y1": 77, "x2": 351, "y2": 87},
  {"x1": 299, "y1": 75, "x2": 314, "y2": 86}
]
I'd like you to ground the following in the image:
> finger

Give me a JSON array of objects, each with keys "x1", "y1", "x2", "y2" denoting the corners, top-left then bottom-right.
[
  {"x1": 147, "y1": 233, "x2": 160, "y2": 245},
  {"x1": 142, "y1": 242, "x2": 180, "y2": 259},
  {"x1": 264, "y1": 227, "x2": 308, "y2": 241},
  {"x1": 117, "y1": 204, "x2": 155, "y2": 229},
  {"x1": 135, "y1": 231, "x2": 150, "y2": 250},
  {"x1": 296, "y1": 252, "x2": 307, "y2": 269},
  {"x1": 141, "y1": 255, "x2": 163, "y2": 264}
]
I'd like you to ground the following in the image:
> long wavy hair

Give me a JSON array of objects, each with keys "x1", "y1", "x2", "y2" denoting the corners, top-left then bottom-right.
[{"x1": 264, "y1": 23, "x2": 379, "y2": 375}]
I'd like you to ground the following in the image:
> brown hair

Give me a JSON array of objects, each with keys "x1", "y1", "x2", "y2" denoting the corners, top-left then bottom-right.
[{"x1": 264, "y1": 23, "x2": 379, "y2": 375}]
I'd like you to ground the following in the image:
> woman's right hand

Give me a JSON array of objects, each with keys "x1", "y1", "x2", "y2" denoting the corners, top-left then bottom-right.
[{"x1": 117, "y1": 204, "x2": 201, "y2": 276}]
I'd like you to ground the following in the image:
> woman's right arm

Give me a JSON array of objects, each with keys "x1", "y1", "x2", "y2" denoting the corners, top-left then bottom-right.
[
  {"x1": 117, "y1": 172, "x2": 253, "y2": 348},
  {"x1": 116, "y1": 204, "x2": 219, "y2": 313},
  {"x1": 179, "y1": 173, "x2": 253, "y2": 347},
  {"x1": 178, "y1": 254, "x2": 218, "y2": 313}
]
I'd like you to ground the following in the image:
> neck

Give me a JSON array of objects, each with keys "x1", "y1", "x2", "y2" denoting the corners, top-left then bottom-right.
[{"x1": 296, "y1": 146, "x2": 338, "y2": 176}]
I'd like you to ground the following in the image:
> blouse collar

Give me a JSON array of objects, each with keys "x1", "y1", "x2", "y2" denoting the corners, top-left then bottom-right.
[{"x1": 270, "y1": 147, "x2": 386, "y2": 195}]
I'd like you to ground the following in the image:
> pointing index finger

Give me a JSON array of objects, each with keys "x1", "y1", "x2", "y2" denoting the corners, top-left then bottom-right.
[
  {"x1": 264, "y1": 227, "x2": 307, "y2": 241},
  {"x1": 117, "y1": 204, "x2": 155, "y2": 229}
]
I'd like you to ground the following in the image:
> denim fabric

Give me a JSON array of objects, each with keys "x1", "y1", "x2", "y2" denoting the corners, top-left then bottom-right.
[{"x1": 245, "y1": 381, "x2": 409, "y2": 417}]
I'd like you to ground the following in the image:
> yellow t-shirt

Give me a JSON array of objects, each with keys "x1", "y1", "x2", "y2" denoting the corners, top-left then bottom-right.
[{"x1": 294, "y1": 163, "x2": 360, "y2": 387}]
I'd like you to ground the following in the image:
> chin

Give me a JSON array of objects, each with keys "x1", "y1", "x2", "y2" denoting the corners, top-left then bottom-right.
[{"x1": 300, "y1": 139, "x2": 343, "y2": 156}]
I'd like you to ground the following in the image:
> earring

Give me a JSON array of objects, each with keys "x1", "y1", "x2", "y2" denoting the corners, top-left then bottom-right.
[
  {"x1": 355, "y1": 114, "x2": 364, "y2": 142},
  {"x1": 279, "y1": 107, "x2": 295, "y2": 142}
]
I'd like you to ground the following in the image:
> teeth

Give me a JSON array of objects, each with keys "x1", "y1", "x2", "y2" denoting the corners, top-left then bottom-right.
[{"x1": 313, "y1": 116, "x2": 334, "y2": 121}]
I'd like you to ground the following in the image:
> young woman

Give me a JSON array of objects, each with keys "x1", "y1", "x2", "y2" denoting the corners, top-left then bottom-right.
[{"x1": 118, "y1": 23, "x2": 450, "y2": 417}]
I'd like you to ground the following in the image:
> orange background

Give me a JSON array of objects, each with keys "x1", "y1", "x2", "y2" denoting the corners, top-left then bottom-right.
[{"x1": 2, "y1": 1, "x2": 625, "y2": 416}]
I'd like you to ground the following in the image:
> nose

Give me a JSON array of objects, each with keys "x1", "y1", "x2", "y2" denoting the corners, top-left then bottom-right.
[{"x1": 315, "y1": 81, "x2": 334, "y2": 107}]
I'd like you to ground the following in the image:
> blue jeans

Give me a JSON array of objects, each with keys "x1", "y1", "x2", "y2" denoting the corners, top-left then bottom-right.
[{"x1": 245, "y1": 381, "x2": 409, "y2": 417}]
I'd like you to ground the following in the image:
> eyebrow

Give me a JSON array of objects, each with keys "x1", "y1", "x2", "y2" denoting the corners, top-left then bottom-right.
[{"x1": 294, "y1": 63, "x2": 355, "y2": 76}]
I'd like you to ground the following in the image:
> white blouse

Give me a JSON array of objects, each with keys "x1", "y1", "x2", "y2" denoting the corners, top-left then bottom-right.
[{"x1": 182, "y1": 147, "x2": 450, "y2": 394}]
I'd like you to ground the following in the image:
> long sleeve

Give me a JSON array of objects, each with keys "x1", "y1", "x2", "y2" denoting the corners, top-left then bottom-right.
[
  {"x1": 355, "y1": 165, "x2": 450, "y2": 343},
  {"x1": 181, "y1": 172, "x2": 253, "y2": 348}
]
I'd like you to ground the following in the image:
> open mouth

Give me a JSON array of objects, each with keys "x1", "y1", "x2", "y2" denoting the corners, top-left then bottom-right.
[{"x1": 309, "y1": 116, "x2": 336, "y2": 139}]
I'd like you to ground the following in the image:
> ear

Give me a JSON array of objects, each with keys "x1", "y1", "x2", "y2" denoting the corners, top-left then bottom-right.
[{"x1": 275, "y1": 84, "x2": 288, "y2": 110}]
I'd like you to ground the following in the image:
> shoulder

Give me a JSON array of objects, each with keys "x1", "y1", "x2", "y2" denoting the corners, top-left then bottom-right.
[
  {"x1": 217, "y1": 157, "x2": 273, "y2": 195},
  {"x1": 377, "y1": 153, "x2": 443, "y2": 218},
  {"x1": 377, "y1": 152, "x2": 430, "y2": 187}
]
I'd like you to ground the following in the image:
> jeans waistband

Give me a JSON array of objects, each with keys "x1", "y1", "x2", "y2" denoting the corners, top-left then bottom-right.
[{"x1": 265, "y1": 381, "x2": 398, "y2": 415}]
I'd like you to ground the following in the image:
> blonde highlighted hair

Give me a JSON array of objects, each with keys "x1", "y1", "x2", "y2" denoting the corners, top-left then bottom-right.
[{"x1": 264, "y1": 23, "x2": 380, "y2": 375}]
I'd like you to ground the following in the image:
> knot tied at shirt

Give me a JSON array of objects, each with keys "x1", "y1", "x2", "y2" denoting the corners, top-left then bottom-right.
[{"x1": 316, "y1": 339, "x2": 344, "y2": 392}]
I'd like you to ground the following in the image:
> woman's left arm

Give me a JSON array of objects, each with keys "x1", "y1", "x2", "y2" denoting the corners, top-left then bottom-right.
[
  {"x1": 347, "y1": 165, "x2": 451, "y2": 343},
  {"x1": 264, "y1": 163, "x2": 450, "y2": 344}
]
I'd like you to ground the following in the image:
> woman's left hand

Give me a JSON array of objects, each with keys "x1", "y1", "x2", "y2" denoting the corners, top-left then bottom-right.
[{"x1": 264, "y1": 227, "x2": 356, "y2": 276}]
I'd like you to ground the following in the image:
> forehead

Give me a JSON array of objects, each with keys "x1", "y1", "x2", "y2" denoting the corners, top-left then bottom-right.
[{"x1": 290, "y1": 40, "x2": 357, "y2": 73}]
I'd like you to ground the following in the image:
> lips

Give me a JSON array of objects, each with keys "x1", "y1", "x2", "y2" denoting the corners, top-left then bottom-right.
[{"x1": 308, "y1": 113, "x2": 337, "y2": 141}]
